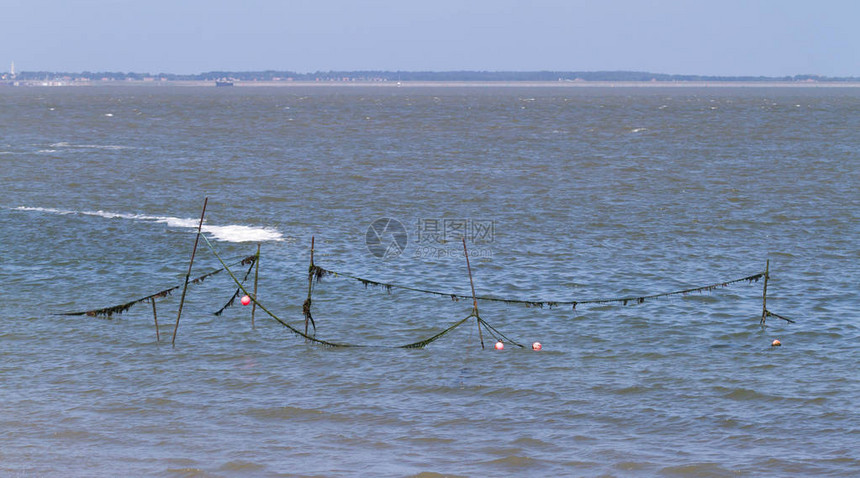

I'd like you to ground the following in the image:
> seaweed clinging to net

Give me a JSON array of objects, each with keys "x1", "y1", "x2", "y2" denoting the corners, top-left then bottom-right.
[
  {"x1": 309, "y1": 264, "x2": 330, "y2": 283},
  {"x1": 84, "y1": 300, "x2": 136, "y2": 318},
  {"x1": 400, "y1": 315, "x2": 473, "y2": 349},
  {"x1": 764, "y1": 309, "x2": 795, "y2": 324},
  {"x1": 307, "y1": 264, "x2": 767, "y2": 311},
  {"x1": 213, "y1": 257, "x2": 258, "y2": 316},
  {"x1": 479, "y1": 317, "x2": 524, "y2": 348},
  {"x1": 189, "y1": 269, "x2": 220, "y2": 284},
  {"x1": 359, "y1": 278, "x2": 392, "y2": 293},
  {"x1": 60, "y1": 255, "x2": 257, "y2": 319},
  {"x1": 213, "y1": 292, "x2": 239, "y2": 316},
  {"x1": 302, "y1": 297, "x2": 317, "y2": 333}
]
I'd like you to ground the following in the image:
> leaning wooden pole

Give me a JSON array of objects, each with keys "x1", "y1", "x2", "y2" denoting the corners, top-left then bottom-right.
[
  {"x1": 760, "y1": 259, "x2": 770, "y2": 325},
  {"x1": 463, "y1": 238, "x2": 485, "y2": 350},
  {"x1": 304, "y1": 236, "x2": 315, "y2": 339},
  {"x1": 172, "y1": 197, "x2": 208, "y2": 347},
  {"x1": 150, "y1": 298, "x2": 160, "y2": 342},
  {"x1": 251, "y1": 243, "x2": 260, "y2": 329}
]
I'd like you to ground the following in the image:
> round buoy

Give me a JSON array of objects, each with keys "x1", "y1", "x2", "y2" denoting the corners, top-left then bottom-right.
[
  {"x1": 771, "y1": 339, "x2": 781, "y2": 347},
  {"x1": 532, "y1": 342, "x2": 542, "y2": 351},
  {"x1": 241, "y1": 295, "x2": 251, "y2": 306},
  {"x1": 494, "y1": 341, "x2": 504, "y2": 350}
]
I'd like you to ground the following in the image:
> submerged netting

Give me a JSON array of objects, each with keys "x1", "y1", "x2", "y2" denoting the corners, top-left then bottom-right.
[
  {"x1": 298, "y1": 259, "x2": 785, "y2": 348},
  {"x1": 61, "y1": 232, "x2": 794, "y2": 348},
  {"x1": 213, "y1": 258, "x2": 258, "y2": 316},
  {"x1": 60, "y1": 255, "x2": 257, "y2": 318},
  {"x1": 201, "y1": 234, "x2": 492, "y2": 348},
  {"x1": 307, "y1": 264, "x2": 768, "y2": 311}
]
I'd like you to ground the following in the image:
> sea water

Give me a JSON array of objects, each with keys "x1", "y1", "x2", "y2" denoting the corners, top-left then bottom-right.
[{"x1": 0, "y1": 85, "x2": 858, "y2": 476}]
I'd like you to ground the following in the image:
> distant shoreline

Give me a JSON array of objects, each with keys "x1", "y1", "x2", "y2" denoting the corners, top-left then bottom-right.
[{"x1": 4, "y1": 79, "x2": 860, "y2": 88}]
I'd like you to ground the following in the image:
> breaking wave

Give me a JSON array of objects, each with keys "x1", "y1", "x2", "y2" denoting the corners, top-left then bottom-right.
[{"x1": 13, "y1": 206, "x2": 284, "y2": 243}]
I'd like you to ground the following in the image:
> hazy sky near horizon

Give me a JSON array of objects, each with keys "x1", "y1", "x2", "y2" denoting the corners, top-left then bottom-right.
[{"x1": 1, "y1": 0, "x2": 857, "y2": 76}]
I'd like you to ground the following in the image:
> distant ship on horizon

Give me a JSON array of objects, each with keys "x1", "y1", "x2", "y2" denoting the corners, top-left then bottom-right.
[{"x1": 215, "y1": 79, "x2": 234, "y2": 87}]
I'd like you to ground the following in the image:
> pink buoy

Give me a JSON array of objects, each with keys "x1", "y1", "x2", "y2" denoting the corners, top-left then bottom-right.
[
  {"x1": 494, "y1": 341, "x2": 504, "y2": 350},
  {"x1": 241, "y1": 295, "x2": 251, "y2": 306},
  {"x1": 532, "y1": 342, "x2": 542, "y2": 351}
]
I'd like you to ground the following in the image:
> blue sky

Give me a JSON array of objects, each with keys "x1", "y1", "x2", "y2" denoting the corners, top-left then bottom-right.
[{"x1": 1, "y1": 0, "x2": 857, "y2": 76}]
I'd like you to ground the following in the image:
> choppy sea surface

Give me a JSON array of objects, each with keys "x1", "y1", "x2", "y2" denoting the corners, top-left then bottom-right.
[{"x1": 1, "y1": 85, "x2": 858, "y2": 476}]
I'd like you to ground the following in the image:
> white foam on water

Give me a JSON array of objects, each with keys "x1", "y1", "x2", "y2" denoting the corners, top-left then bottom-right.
[
  {"x1": 14, "y1": 206, "x2": 76, "y2": 215},
  {"x1": 48, "y1": 142, "x2": 132, "y2": 150},
  {"x1": 12, "y1": 206, "x2": 284, "y2": 243},
  {"x1": 202, "y1": 225, "x2": 284, "y2": 243}
]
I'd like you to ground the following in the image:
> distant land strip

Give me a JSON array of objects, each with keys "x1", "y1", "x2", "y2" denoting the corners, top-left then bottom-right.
[{"x1": 3, "y1": 70, "x2": 858, "y2": 85}]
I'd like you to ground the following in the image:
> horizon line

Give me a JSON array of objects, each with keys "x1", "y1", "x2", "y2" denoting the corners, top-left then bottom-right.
[{"x1": 4, "y1": 69, "x2": 858, "y2": 81}]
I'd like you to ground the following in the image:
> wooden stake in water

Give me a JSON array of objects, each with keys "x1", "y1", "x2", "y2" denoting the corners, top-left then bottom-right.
[
  {"x1": 760, "y1": 259, "x2": 770, "y2": 325},
  {"x1": 305, "y1": 236, "x2": 315, "y2": 338},
  {"x1": 150, "y1": 298, "x2": 160, "y2": 342},
  {"x1": 463, "y1": 238, "x2": 485, "y2": 350},
  {"x1": 251, "y1": 243, "x2": 260, "y2": 329},
  {"x1": 172, "y1": 197, "x2": 208, "y2": 347}
]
